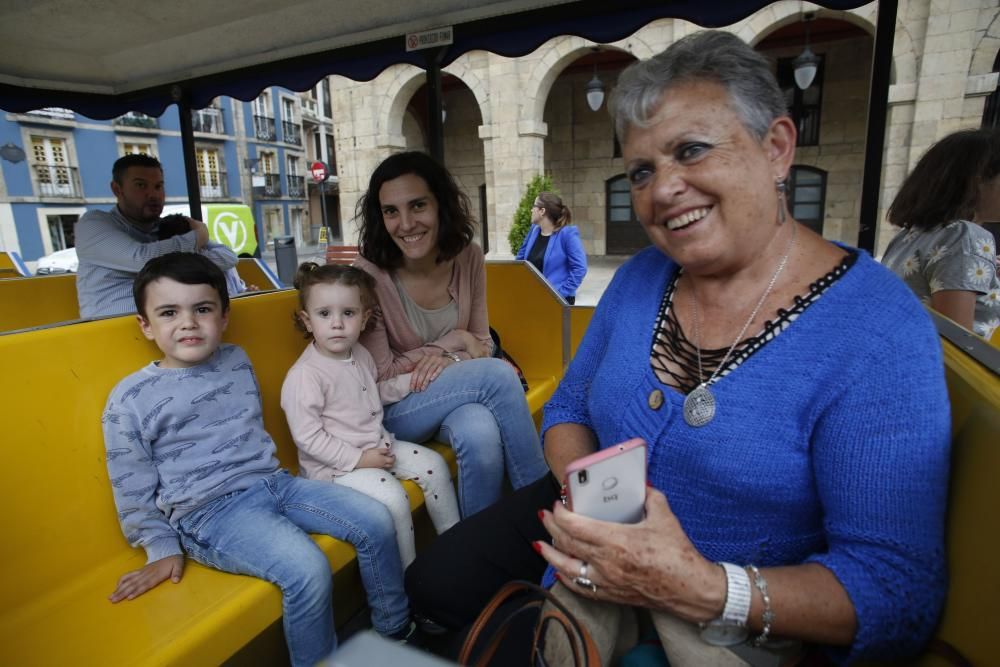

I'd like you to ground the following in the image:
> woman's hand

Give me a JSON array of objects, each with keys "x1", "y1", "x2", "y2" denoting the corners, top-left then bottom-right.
[
  {"x1": 409, "y1": 353, "x2": 455, "y2": 392},
  {"x1": 453, "y1": 329, "x2": 492, "y2": 359},
  {"x1": 538, "y1": 486, "x2": 725, "y2": 624},
  {"x1": 358, "y1": 446, "x2": 396, "y2": 470}
]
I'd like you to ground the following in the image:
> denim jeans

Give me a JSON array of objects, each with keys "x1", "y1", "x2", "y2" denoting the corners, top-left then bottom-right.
[
  {"x1": 176, "y1": 471, "x2": 409, "y2": 667},
  {"x1": 382, "y1": 357, "x2": 548, "y2": 517}
]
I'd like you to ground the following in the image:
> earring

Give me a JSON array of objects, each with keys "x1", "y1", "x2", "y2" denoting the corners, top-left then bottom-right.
[{"x1": 775, "y1": 179, "x2": 788, "y2": 225}]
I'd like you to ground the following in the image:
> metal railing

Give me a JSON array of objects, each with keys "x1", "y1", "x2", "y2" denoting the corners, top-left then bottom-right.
[
  {"x1": 34, "y1": 165, "x2": 82, "y2": 197},
  {"x1": 192, "y1": 108, "x2": 225, "y2": 134},
  {"x1": 253, "y1": 115, "x2": 276, "y2": 141},
  {"x1": 287, "y1": 175, "x2": 305, "y2": 198},
  {"x1": 26, "y1": 107, "x2": 75, "y2": 120},
  {"x1": 260, "y1": 173, "x2": 282, "y2": 197},
  {"x1": 114, "y1": 112, "x2": 158, "y2": 129},
  {"x1": 282, "y1": 121, "x2": 302, "y2": 145},
  {"x1": 198, "y1": 170, "x2": 228, "y2": 198}
]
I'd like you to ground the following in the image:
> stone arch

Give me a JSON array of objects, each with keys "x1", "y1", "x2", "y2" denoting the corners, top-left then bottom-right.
[
  {"x1": 378, "y1": 65, "x2": 427, "y2": 148},
  {"x1": 443, "y1": 55, "x2": 492, "y2": 126},
  {"x1": 524, "y1": 36, "x2": 648, "y2": 127}
]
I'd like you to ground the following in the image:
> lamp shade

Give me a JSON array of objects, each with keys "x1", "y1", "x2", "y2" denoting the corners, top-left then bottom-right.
[
  {"x1": 586, "y1": 74, "x2": 604, "y2": 112},
  {"x1": 793, "y1": 47, "x2": 819, "y2": 90}
]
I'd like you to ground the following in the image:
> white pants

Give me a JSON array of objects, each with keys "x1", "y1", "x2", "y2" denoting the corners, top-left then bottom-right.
[{"x1": 335, "y1": 440, "x2": 460, "y2": 568}]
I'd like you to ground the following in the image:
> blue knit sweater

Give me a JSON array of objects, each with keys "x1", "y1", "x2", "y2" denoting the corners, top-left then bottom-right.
[{"x1": 542, "y1": 247, "x2": 951, "y2": 662}]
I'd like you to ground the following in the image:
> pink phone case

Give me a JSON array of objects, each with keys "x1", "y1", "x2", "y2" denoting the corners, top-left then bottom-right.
[{"x1": 565, "y1": 438, "x2": 646, "y2": 523}]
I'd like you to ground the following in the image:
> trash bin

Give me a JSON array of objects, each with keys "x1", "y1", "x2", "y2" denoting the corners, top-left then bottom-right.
[{"x1": 273, "y1": 236, "x2": 298, "y2": 287}]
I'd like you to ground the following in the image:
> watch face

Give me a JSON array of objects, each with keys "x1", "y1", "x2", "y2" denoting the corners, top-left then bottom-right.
[{"x1": 699, "y1": 620, "x2": 748, "y2": 647}]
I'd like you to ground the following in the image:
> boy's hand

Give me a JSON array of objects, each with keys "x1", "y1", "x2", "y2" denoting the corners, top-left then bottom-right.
[
  {"x1": 109, "y1": 554, "x2": 185, "y2": 603},
  {"x1": 358, "y1": 446, "x2": 395, "y2": 470}
]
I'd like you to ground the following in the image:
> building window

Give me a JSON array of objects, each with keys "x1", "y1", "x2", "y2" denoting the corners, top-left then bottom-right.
[
  {"x1": 253, "y1": 91, "x2": 276, "y2": 141},
  {"x1": 281, "y1": 97, "x2": 301, "y2": 145},
  {"x1": 262, "y1": 207, "x2": 284, "y2": 246},
  {"x1": 788, "y1": 165, "x2": 827, "y2": 235},
  {"x1": 607, "y1": 175, "x2": 634, "y2": 224},
  {"x1": 325, "y1": 133, "x2": 336, "y2": 171},
  {"x1": 259, "y1": 151, "x2": 280, "y2": 197},
  {"x1": 777, "y1": 56, "x2": 824, "y2": 146},
  {"x1": 287, "y1": 155, "x2": 304, "y2": 198},
  {"x1": 30, "y1": 135, "x2": 81, "y2": 198},
  {"x1": 192, "y1": 100, "x2": 226, "y2": 135},
  {"x1": 47, "y1": 214, "x2": 79, "y2": 250},
  {"x1": 196, "y1": 147, "x2": 227, "y2": 199},
  {"x1": 121, "y1": 141, "x2": 156, "y2": 157},
  {"x1": 322, "y1": 79, "x2": 332, "y2": 118}
]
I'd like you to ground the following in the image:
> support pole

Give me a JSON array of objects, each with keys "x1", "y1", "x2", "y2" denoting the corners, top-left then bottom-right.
[
  {"x1": 176, "y1": 88, "x2": 203, "y2": 219},
  {"x1": 856, "y1": 0, "x2": 897, "y2": 254},
  {"x1": 425, "y1": 47, "x2": 446, "y2": 163}
]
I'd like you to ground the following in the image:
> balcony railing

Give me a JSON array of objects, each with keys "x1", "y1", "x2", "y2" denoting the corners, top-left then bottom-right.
[
  {"x1": 282, "y1": 121, "x2": 302, "y2": 145},
  {"x1": 192, "y1": 108, "x2": 225, "y2": 134},
  {"x1": 287, "y1": 175, "x2": 305, "y2": 198},
  {"x1": 114, "y1": 112, "x2": 159, "y2": 129},
  {"x1": 198, "y1": 170, "x2": 228, "y2": 199},
  {"x1": 260, "y1": 173, "x2": 282, "y2": 197},
  {"x1": 34, "y1": 165, "x2": 82, "y2": 197},
  {"x1": 27, "y1": 107, "x2": 75, "y2": 120},
  {"x1": 253, "y1": 115, "x2": 276, "y2": 141}
]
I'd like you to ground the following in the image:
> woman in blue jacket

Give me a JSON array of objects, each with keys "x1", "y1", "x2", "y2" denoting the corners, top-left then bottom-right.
[{"x1": 515, "y1": 192, "x2": 588, "y2": 303}]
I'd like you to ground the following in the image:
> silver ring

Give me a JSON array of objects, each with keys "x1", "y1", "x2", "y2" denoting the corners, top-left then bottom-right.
[
  {"x1": 579, "y1": 562, "x2": 589, "y2": 580},
  {"x1": 573, "y1": 562, "x2": 597, "y2": 592}
]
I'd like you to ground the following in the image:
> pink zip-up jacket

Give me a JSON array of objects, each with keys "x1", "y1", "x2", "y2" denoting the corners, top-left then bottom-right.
[{"x1": 355, "y1": 244, "x2": 493, "y2": 381}]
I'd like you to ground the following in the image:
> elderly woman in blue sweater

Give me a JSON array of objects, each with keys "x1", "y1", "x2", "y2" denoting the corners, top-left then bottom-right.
[{"x1": 407, "y1": 31, "x2": 949, "y2": 664}]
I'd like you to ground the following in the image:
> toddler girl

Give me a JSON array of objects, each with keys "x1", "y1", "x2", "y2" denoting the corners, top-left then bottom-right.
[{"x1": 281, "y1": 262, "x2": 460, "y2": 567}]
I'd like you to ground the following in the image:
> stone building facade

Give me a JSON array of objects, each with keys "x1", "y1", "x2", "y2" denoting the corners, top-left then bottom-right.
[{"x1": 326, "y1": 0, "x2": 1000, "y2": 258}]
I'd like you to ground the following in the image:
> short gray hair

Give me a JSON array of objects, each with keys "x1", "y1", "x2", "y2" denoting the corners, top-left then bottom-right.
[{"x1": 610, "y1": 30, "x2": 788, "y2": 142}]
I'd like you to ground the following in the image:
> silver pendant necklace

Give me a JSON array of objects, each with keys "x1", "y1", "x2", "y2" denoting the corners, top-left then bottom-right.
[{"x1": 683, "y1": 222, "x2": 797, "y2": 427}]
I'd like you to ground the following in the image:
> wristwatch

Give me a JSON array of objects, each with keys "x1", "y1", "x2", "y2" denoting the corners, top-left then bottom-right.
[
  {"x1": 699, "y1": 562, "x2": 751, "y2": 646},
  {"x1": 441, "y1": 351, "x2": 462, "y2": 363}
]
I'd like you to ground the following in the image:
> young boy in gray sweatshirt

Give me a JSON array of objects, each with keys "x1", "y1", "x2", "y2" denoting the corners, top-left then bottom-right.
[{"x1": 103, "y1": 252, "x2": 411, "y2": 667}]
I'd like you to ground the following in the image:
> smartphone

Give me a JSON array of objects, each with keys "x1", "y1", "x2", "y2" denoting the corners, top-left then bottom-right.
[{"x1": 565, "y1": 439, "x2": 646, "y2": 523}]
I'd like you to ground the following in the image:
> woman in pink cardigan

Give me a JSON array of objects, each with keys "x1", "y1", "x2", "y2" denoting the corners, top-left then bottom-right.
[{"x1": 354, "y1": 151, "x2": 548, "y2": 517}]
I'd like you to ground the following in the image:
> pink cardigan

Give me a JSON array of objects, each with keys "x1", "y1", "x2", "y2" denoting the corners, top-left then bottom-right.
[
  {"x1": 280, "y1": 342, "x2": 411, "y2": 479},
  {"x1": 355, "y1": 244, "x2": 493, "y2": 380}
]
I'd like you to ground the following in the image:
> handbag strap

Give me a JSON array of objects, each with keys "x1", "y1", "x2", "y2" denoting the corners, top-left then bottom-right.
[{"x1": 458, "y1": 580, "x2": 601, "y2": 667}]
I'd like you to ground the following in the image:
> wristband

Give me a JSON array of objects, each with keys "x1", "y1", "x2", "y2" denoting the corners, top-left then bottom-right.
[
  {"x1": 699, "y1": 562, "x2": 751, "y2": 646},
  {"x1": 441, "y1": 351, "x2": 461, "y2": 363}
]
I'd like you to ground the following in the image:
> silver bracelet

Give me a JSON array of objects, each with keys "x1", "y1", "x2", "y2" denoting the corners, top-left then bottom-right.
[
  {"x1": 746, "y1": 564, "x2": 774, "y2": 646},
  {"x1": 441, "y1": 351, "x2": 461, "y2": 363}
]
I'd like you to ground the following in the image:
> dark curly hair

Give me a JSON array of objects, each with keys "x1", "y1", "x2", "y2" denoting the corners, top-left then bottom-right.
[
  {"x1": 888, "y1": 128, "x2": 1000, "y2": 230},
  {"x1": 357, "y1": 151, "x2": 475, "y2": 269},
  {"x1": 291, "y1": 262, "x2": 377, "y2": 339},
  {"x1": 133, "y1": 252, "x2": 228, "y2": 318}
]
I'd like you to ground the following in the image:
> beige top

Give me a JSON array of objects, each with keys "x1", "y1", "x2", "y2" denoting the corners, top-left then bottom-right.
[
  {"x1": 393, "y1": 272, "x2": 459, "y2": 344},
  {"x1": 280, "y1": 342, "x2": 411, "y2": 480}
]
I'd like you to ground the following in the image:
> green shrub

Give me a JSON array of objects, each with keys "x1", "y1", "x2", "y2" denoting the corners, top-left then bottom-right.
[{"x1": 508, "y1": 174, "x2": 555, "y2": 255}]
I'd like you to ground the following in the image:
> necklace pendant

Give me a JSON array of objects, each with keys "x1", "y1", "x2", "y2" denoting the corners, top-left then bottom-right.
[{"x1": 683, "y1": 383, "x2": 716, "y2": 427}]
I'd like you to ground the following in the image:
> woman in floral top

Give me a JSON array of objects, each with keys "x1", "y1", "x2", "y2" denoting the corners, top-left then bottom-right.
[{"x1": 883, "y1": 128, "x2": 1000, "y2": 339}]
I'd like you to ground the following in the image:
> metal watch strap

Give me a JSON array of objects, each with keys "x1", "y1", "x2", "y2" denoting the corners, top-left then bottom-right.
[{"x1": 719, "y1": 561, "x2": 752, "y2": 625}]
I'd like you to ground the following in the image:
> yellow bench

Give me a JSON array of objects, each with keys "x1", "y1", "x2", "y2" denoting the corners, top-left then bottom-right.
[
  {"x1": 0, "y1": 250, "x2": 29, "y2": 279},
  {"x1": 0, "y1": 262, "x2": 563, "y2": 666},
  {"x1": 907, "y1": 313, "x2": 1000, "y2": 666},
  {"x1": 0, "y1": 274, "x2": 80, "y2": 331}
]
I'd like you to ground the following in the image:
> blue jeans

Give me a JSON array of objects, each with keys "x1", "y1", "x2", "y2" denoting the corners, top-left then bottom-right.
[
  {"x1": 382, "y1": 357, "x2": 548, "y2": 517},
  {"x1": 176, "y1": 471, "x2": 409, "y2": 667}
]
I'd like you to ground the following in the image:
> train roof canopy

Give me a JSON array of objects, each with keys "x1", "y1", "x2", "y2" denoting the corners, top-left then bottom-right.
[{"x1": 0, "y1": 0, "x2": 870, "y2": 118}]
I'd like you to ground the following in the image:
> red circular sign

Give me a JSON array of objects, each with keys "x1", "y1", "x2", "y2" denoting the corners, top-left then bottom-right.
[{"x1": 310, "y1": 161, "x2": 329, "y2": 183}]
